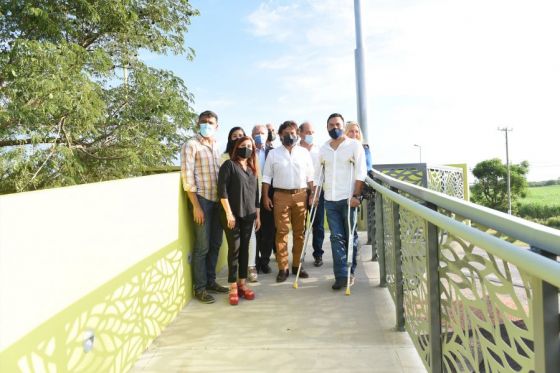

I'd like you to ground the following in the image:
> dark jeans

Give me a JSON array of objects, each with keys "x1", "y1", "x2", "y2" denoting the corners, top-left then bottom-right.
[
  {"x1": 311, "y1": 191, "x2": 325, "y2": 259},
  {"x1": 256, "y1": 202, "x2": 276, "y2": 268},
  {"x1": 324, "y1": 199, "x2": 358, "y2": 280},
  {"x1": 190, "y1": 195, "x2": 223, "y2": 292},
  {"x1": 221, "y1": 212, "x2": 255, "y2": 283}
]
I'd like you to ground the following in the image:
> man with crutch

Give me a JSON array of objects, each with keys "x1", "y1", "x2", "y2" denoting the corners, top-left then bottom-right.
[{"x1": 317, "y1": 113, "x2": 367, "y2": 291}]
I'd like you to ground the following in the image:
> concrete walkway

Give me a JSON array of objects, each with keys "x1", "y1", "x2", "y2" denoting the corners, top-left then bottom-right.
[{"x1": 132, "y1": 232, "x2": 426, "y2": 373}]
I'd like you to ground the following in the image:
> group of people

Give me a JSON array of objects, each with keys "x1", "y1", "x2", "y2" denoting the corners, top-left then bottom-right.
[{"x1": 181, "y1": 110, "x2": 369, "y2": 305}]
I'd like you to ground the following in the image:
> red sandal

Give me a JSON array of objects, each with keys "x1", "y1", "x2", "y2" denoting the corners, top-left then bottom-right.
[
  {"x1": 229, "y1": 283, "x2": 239, "y2": 306},
  {"x1": 237, "y1": 283, "x2": 255, "y2": 300}
]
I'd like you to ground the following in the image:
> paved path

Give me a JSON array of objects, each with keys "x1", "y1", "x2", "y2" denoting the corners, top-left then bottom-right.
[{"x1": 132, "y1": 232, "x2": 426, "y2": 373}]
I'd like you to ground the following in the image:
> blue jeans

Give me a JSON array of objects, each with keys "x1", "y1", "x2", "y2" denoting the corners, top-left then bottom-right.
[
  {"x1": 312, "y1": 191, "x2": 325, "y2": 259},
  {"x1": 191, "y1": 195, "x2": 223, "y2": 292},
  {"x1": 325, "y1": 199, "x2": 358, "y2": 280}
]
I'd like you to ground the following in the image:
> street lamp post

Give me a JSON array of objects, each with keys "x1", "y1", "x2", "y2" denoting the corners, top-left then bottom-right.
[
  {"x1": 498, "y1": 127, "x2": 513, "y2": 214},
  {"x1": 413, "y1": 144, "x2": 422, "y2": 163},
  {"x1": 353, "y1": 0, "x2": 369, "y2": 144}
]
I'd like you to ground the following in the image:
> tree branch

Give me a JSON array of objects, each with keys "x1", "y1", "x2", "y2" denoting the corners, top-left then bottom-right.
[{"x1": 0, "y1": 137, "x2": 61, "y2": 147}]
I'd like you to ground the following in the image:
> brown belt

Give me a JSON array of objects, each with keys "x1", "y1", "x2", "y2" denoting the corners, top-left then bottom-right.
[{"x1": 275, "y1": 188, "x2": 307, "y2": 194}]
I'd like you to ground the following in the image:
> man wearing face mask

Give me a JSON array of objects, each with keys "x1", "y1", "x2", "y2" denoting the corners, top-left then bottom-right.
[
  {"x1": 316, "y1": 113, "x2": 366, "y2": 291},
  {"x1": 252, "y1": 124, "x2": 276, "y2": 274},
  {"x1": 299, "y1": 122, "x2": 325, "y2": 267},
  {"x1": 262, "y1": 121, "x2": 314, "y2": 282},
  {"x1": 181, "y1": 110, "x2": 229, "y2": 304},
  {"x1": 265, "y1": 123, "x2": 277, "y2": 148}
]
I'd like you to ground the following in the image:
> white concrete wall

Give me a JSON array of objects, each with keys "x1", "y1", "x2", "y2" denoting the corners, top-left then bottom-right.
[{"x1": 0, "y1": 173, "x2": 182, "y2": 350}]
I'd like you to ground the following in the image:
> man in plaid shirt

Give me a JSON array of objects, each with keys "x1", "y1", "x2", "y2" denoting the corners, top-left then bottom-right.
[{"x1": 181, "y1": 110, "x2": 228, "y2": 303}]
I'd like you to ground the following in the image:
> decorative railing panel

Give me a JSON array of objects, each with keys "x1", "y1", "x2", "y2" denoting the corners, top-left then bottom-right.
[
  {"x1": 439, "y1": 233, "x2": 533, "y2": 372},
  {"x1": 400, "y1": 208, "x2": 431, "y2": 367},
  {"x1": 382, "y1": 195, "x2": 396, "y2": 301},
  {"x1": 366, "y1": 168, "x2": 560, "y2": 373}
]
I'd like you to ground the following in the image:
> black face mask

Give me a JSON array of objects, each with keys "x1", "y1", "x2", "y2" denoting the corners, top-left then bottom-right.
[
  {"x1": 282, "y1": 134, "x2": 297, "y2": 146},
  {"x1": 267, "y1": 129, "x2": 276, "y2": 142},
  {"x1": 236, "y1": 147, "x2": 252, "y2": 159},
  {"x1": 328, "y1": 128, "x2": 344, "y2": 140}
]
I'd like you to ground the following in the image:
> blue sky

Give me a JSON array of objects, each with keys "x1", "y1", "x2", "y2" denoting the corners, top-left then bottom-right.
[{"x1": 144, "y1": 0, "x2": 560, "y2": 181}]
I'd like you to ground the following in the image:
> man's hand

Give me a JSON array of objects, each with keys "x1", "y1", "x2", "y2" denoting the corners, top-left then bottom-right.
[
  {"x1": 308, "y1": 193, "x2": 318, "y2": 207},
  {"x1": 193, "y1": 206, "x2": 205, "y2": 225},
  {"x1": 349, "y1": 196, "x2": 361, "y2": 208},
  {"x1": 226, "y1": 213, "x2": 236, "y2": 229},
  {"x1": 263, "y1": 196, "x2": 273, "y2": 211},
  {"x1": 254, "y1": 217, "x2": 261, "y2": 232}
]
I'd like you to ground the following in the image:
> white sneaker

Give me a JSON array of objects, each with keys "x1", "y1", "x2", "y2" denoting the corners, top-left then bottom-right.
[{"x1": 248, "y1": 266, "x2": 258, "y2": 282}]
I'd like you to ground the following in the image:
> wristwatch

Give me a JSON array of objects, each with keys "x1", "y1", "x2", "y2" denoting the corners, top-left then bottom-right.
[{"x1": 353, "y1": 194, "x2": 363, "y2": 202}]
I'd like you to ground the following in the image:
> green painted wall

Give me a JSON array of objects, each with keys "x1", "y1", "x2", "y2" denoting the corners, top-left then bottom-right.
[{"x1": 0, "y1": 180, "x2": 227, "y2": 373}]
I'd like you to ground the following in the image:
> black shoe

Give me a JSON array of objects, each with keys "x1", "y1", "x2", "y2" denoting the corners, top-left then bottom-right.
[
  {"x1": 313, "y1": 257, "x2": 323, "y2": 267},
  {"x1": 292, "y1": 266, "x2": 309, "y2": 278},
  {"x1": 260, "y1": 263, "x2": 272, "y2": 274},
  {"x1": 207, "y1": 282, "x2": 228, "y2": 293},
  {"x1": 332, "y1": 278, "x2": 346, "y2": 290},
  {"x1": 276, "y1": 269, "x2": 289, "y2": 283},
  {"x1": 194, "y1": 290, "x2": 215, "y2": 304}
]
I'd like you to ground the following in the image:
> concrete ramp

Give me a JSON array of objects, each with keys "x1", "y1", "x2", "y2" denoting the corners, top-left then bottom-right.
[{"x1": 132, "y1": 232, "x2": 426, "y2": 373}]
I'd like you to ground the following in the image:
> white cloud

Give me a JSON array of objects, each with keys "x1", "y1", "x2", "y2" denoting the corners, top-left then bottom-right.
[{"x1": 242, "y1": 0, "x2": 560, "y2": 180}]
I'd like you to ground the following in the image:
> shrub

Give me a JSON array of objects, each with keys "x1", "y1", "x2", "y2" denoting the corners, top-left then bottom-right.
[
  {"x1": 546, "y1": 216, "x2": 560, "y2": 229},
  {"x1": 518, "y1": 202, "x2": 560, "y2": 219}
]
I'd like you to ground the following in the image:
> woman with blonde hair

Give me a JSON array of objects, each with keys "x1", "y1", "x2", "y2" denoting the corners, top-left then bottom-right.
[{"x1": 345, "y1": 121, "x2": 372, "y2": 171}]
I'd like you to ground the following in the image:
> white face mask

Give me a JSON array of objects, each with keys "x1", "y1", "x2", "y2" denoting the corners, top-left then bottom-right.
[
  {"x1": 304, "y1": 134, "x2": 314, "y2": 145},
  {"x1": 254, "y1": 134, "x2": 265, "y2": 146},
  {"x1": 199, "y1": 123, "x2": 215, "y2": 138}
]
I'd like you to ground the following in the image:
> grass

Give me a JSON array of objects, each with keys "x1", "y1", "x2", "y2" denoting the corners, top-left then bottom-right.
[{"x1": 521, "y1": 185, "x2": 560, "y2": 205}]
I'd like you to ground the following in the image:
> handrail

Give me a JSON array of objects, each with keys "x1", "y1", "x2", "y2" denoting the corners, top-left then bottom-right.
[
  {"x1": 369, "y1": 169, "x2": 560, "y2": 256},
  {"x1": 365, "y1": 176, "x2": 560, "y2": 288}
]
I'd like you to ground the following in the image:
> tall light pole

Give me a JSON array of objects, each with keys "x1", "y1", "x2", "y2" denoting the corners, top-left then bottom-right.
[
  {"x1": 353, "y1": 0, "x2": 369, "y2": 144},
  {"x1": 498, "y1": 127, "x2": 513, "y2": 214},
  {"x1": 413, "y1": 144, "x2": 422, "y2": 163}
]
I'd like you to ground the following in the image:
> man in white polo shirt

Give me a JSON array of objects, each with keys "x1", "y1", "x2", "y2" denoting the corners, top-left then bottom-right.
[
  {"x1": 262, "y1": 120, "x2": 314, "y2": 282},
  {"x1": 315, "y1": 113, "x2": 367, "y2": 290}
]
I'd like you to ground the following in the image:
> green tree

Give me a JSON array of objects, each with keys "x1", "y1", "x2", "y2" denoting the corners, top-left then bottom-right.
[
  {"x1": 470, "y1": 158, "x2": 529, "y2": 213},
  {"x1": 0, "y1": 1, "x2": 198, "y2": 194}
]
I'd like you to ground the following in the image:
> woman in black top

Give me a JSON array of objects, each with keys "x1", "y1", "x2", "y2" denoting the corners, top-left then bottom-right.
[{"x1": 218, "y1": 136, "x2": 261, "y2": 305}]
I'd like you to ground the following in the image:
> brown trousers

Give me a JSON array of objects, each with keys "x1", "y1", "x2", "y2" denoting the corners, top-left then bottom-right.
[{"x1": 273, "y1": 190, "x2": 307, "y2": 270}]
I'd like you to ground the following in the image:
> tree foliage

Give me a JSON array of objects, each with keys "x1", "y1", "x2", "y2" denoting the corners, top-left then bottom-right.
[
  {"x1": 470, "y1": 158, "x2": 529, "y2": 213},
  {"x1": 0, "y1": 0, "x2": 199, "y2": 193}
]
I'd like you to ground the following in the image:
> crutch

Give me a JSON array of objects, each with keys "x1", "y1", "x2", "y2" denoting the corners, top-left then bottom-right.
[
  {"x1": 293, "y1": 163, "x2": 325, "y2": 289},
  {"x1": 346, "y1": 159, "x2": 358, "y2": 296}
]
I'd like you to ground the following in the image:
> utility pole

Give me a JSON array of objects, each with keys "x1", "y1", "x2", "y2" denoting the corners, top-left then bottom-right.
[
  {"x1": 498, "y1": 127, "x2": 513, "y2": 214},
  {"x1": 353, "y1": 0, "x2": 369, "y2": 144},
  {"x1": 413, "y1": 144, "x2": 422, "y2": 163}
]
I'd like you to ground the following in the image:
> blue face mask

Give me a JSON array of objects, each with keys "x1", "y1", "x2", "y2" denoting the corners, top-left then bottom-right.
[
  {"x1": 328, "y1": 128, "x2": 343, "y2": 140},
  {"x1": 304, "y1": 134, "x2": 314, "y2": 145},
  {"x1": 254, "y1": 134, "x2": 265, "y2": 146},
  {"x1": 199, "y1": 123, "x2": 215, "y2": 138}
]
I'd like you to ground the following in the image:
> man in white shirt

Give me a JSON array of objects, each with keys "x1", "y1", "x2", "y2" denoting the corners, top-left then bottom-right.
[
  {"x1": 315, "y1": 113, "x2": 367, "y2": 290},
  {"x1": 299, "y1": 121, "x2": 325, "y2": 267},
  {"x1": 262, "y1": 121, "x2": 315, "y2": 282}
]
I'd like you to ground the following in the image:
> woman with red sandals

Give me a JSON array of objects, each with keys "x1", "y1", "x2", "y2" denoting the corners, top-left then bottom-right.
[{"x1": 218, "y1": 136, "x2": 261, "y2": 305}]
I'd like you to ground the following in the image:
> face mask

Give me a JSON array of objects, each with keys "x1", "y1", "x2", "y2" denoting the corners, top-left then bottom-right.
[
  {"x1": 254, "y1": 134, "x2": 265, "y2": 146},
  {"x1": 328, "y1": 128, "x2": 343, "y2": 140},
  {"x1": 267, "y1": 129, "x2": 276, "y2": 142},
  {"x1": 199, "y1": 123, "x2": 215, "y2": 138},
  {"x1": 304, "y1": 134, "x2": 314, "y2": 145},
  {"x1": 236, "y1": 147, "x2": 252, "y2": 159},
  {"x1": 282, "y1": 134, "x2": 297, "y2": 147}
]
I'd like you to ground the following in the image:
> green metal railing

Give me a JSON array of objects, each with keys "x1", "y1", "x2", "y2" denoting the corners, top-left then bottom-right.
[{"x1": 364, "y1": 169, "x2": 560, "y2": 373}]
